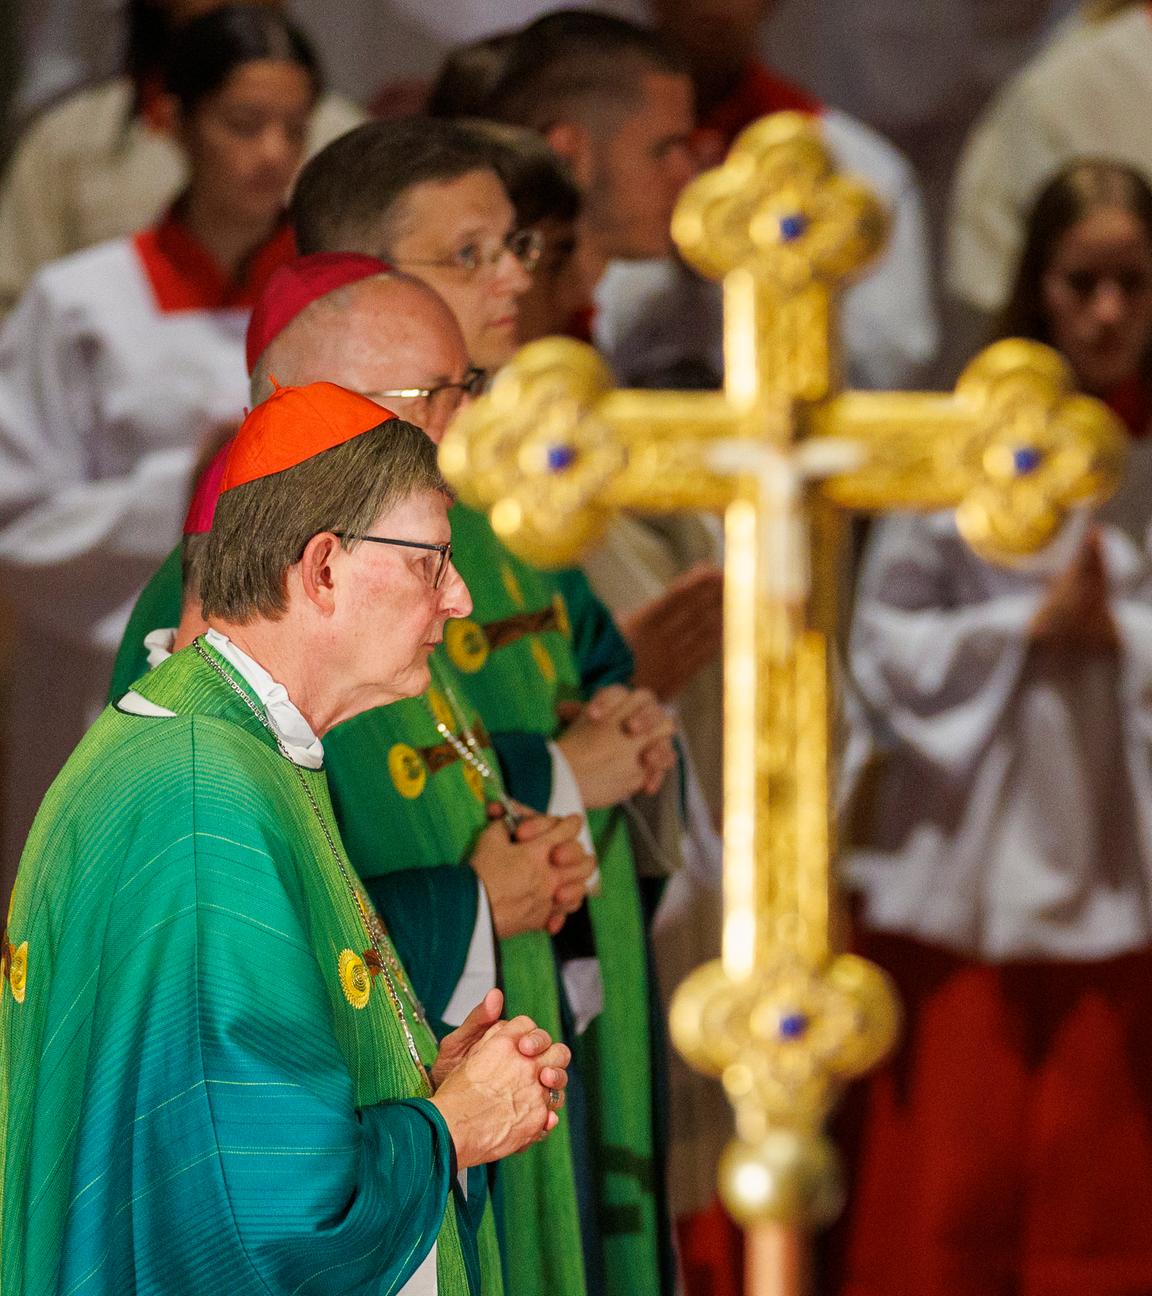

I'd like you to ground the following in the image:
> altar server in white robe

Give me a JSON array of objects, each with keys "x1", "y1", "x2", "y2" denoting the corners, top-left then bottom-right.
[
  {"x1": 837, "y1": 159, "x2": 1152, "y2": 1296},
  {"x1": 0, "y1": 0, "x2": 363, "y2": 319},
  {"x1": 0, "y1": 4, "x2": 314, "y2": 895}
]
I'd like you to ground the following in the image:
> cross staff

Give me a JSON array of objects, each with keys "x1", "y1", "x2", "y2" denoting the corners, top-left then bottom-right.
[{"x1": 439, "y1": 112, "x2": 1127, "y2": 1294}]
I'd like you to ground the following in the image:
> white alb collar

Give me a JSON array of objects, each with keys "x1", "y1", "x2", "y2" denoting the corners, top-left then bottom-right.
[
  {"x1": 205, "y1": 628, "x2": 325, "y2": 769},
  {"x1": 144, "y1": 627, "x2": 177, "y2": 668}
]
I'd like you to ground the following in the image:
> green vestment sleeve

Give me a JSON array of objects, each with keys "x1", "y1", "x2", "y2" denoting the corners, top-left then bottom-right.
[
  {"x1": 106, "y1": 542, "x2": 184, "y2": 700},
  {"x1": 363, "y1": 866, "x2": 479, "y2": 1033}
]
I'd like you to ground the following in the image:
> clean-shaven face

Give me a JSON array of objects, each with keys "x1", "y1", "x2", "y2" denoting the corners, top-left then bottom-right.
[{"x1": 334, "y1": 488, "x2": 471, "y2": 711}]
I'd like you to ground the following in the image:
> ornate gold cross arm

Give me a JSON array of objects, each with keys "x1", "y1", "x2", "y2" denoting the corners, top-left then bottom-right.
[
  {"x1": 812, "y1": 339, "x2": 1127, "y2": 558},
  {"x1": 439, "y1": 111, "x2": 1126, "y2": 1264}
]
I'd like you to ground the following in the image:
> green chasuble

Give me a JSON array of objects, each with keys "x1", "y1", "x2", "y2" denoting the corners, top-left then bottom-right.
[
  {"x1": 2, "y1": 644, "x2": 475, "y2": 1296},
  {"x1": 443, "y1": 504, "x2": 667, "y2": 1296},
  {"x1": 326, "y1": 655, "x2": 588, "y2": 1296}
]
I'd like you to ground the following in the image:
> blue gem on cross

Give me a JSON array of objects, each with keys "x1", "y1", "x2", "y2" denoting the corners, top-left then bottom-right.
[
  {"x1": 547, "y1": 444, "x2": 577, "y2": 472},
  {"x1": 779, "y1": 213, "x2": 808, "y2": 242},
  {"x1": 778, "y1": 1011, "x2": 809, "y2": 1040},
  {"x1": 1013, "y1": 446, "x2": 1043, "y2": 475}
]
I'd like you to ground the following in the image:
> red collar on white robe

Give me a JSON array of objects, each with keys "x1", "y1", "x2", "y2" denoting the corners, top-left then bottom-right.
[
  {"x1": 695, "y1": 61, "x2": 825, "y2": 158},
  {"x1": 132, "y1": 208, "x2": 296, "y2": 314}
]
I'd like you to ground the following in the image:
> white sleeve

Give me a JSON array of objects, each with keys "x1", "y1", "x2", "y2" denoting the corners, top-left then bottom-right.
[
  {"x1": 440, "y1": 886, "x2": 498, "y2": 1030},
  {"x1": 849, "y1": 513, "x2": 1043, "y2": 775},
  {"x1": 1106, "y1": 525, "x2": 1152, "y2": 747},
  {"x1": 0, "y1": 272, "x2": 194, "y2": 650},
  {"x1": 824, "y1": 112, "x2": 939, "y2": 390},
  {"x1": 545, "y1": 740, "x2": 598, "y2": 885},
  {"x1": 546, "y1": 740, "x2": 604, "y2": 1035}
]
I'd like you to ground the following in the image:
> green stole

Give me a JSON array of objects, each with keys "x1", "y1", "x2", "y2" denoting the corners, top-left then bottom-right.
[
  {"x1": 326, "y1": 654, "x2": 588, "y2": 1296},
  {"x1": 2, "y1": 643, "x2": 473, "y2": 1295},
  {"x1": 445, "y1": 504, "x2": 662, "y2": 1296},
  {"x1": 107, "y1": 542, "x2": 183, "y2": 699}
]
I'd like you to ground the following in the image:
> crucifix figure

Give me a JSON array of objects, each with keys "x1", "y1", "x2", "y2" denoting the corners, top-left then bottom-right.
[{"x1": 439, "y1": 112, "x2": 1127, "y2": 1294}]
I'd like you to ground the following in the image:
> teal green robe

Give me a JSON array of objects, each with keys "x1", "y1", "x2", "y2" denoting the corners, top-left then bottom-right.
[
  {"x1": 108, "y1": 514, "x2": 669, "y2": 1295},
  {"x1": 3, "y1": 644, "x2": 476, "y2": 1295},
  {"x1": 444, "y1": 505, "x2": 667, "y2": 1296}
]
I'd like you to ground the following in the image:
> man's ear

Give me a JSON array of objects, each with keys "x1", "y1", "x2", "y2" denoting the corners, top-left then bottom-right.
[
  {"x1": 297, "y1": 532, "x2": 342, "y2": 615},
  {"x1": 544, "y1": 121, "x2": 595, "y2": 190}
]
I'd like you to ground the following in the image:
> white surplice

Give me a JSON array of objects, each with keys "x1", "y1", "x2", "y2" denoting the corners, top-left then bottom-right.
[
  {"x1": 0, "y1": 235, "x2": 259, "y2": 892},
  {"x1": 846, "y1": 453, "x2": 1152, "y2": 961}
]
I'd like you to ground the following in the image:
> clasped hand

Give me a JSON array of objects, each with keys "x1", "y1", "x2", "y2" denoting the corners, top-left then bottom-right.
[
  {"x1": 1029, "y1": 528, "x2": 1119, "y2": 654},
  {"x1": 556, "y1": 684, "x2": 678, "y2": 809},
  {"x1": 431, "y1": 988, "x2": 570, "y2": 1168},
  {"x1": 469, "y1": 805, "x2": 595, "y2": 938}
]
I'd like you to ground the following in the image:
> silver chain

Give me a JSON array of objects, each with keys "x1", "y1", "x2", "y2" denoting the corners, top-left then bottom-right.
[
  {"x1": 192, "y1": 639, "x2": 430, "y2": 1083},
  {"x1": 425, "y1": 663, "x2": 521, "y2": 831}
]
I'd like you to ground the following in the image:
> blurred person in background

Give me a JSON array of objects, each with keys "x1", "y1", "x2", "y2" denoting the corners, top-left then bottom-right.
[
  {"x1": 839, "y1": 159, "x2": 1152, "y2": 1296},
  {"x1": 0, "y1": 3, "x2": 315, "y2": 898},
  {"x1": 479, "y1": 8, "x2": 698, "y2": 334},
  {"x1": 0, "y1": 0, "x2": 362, "y2": 318},
  {"x1": 590, "y1": 0, "x2": 937, "y2": 394},
  {"x1": 948, "y1": 0, "x2": 1152, "y2": 337}
]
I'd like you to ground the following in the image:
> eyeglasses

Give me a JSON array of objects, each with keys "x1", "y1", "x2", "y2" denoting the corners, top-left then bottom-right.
[
  {"x1": 366, "y1": 366, "x2": 488, "y2": 406},
  {"x1": 397, "y1": 228, "x2": 543, "y2": 277},
  {"x1": 332, "y1": 533, "x2": 454, "y2": 589}
]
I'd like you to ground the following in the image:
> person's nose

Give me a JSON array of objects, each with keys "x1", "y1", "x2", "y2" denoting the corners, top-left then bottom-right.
[
  {"x1": 261, "y1": 123, "x2": 299, "y2": 174},
  {"x1": 439, "y1": 561, "x2": 473, "y2": 620},
  {"x1": 1093, "y1": 279, "x2": 1128, "y2": 327},
  {"x1": 491, "y1": 247, "x2": 533, "y2": 298}
]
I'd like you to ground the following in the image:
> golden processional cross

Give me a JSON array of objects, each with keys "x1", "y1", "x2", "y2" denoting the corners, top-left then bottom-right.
[{"x1": 440, "y1": 113, "x2": 1126, "y2": 1294}]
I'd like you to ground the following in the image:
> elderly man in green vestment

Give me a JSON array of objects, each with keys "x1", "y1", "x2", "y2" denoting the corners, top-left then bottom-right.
[
  {"x1": 110, "y1": 240, "x2": 678, "y2": 1294},
  {"x1": 2, "y1": 381, "x2": 572, "y2": 1295}
]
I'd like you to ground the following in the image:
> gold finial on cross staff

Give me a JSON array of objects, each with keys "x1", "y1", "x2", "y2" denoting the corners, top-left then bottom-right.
[{"x1": 439, "y1": 112, "x2": 1127, "y2": 1294}]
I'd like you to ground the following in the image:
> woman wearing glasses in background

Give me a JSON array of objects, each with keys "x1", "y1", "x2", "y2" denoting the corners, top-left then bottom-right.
[{"x1": 838, "y1": 159, "x2": 1152, "y2": 1296}]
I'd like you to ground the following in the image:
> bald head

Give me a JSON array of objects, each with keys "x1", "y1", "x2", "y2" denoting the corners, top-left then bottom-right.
[{"x1": 251, "y1": 272, "x2": 471, "y2": 443}]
